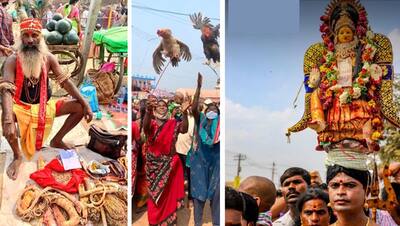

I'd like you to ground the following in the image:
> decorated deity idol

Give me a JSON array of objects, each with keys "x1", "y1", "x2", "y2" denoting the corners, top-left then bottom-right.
[{"x1": 288, "y1": 0, "x2": 400, "y2": 155}]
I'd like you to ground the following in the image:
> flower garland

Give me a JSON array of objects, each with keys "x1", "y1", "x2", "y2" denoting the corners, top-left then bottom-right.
[
  {"x1": 313, "y1": 30, "x2": 384, "y2": 143},
  {"x1": 315, "y1": 32, "x2": 382, "y2": 108},
  {"x1": 314, "y1": 2, "x2": 384, "y2": 147}
]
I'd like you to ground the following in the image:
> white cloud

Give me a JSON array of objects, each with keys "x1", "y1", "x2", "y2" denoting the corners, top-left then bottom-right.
[{"x1": 225, "y1": 99, "x2": 326, "y2": 185}]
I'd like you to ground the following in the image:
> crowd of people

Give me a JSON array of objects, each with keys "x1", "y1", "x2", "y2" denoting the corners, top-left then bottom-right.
[
  {"x1": 225, "y1": 0, "x2": 400, "y2": 225},
  {"x1": 42, "y1": 0, "x2": 128, "y2": 32},
  {"x1": 0, "y1": 0, "x2": 129, "y2": 224},
  {"x1": 133, "y1": 74, "x2": 220, "y2": 225},
  {"x1": 226, "y1": 164, "x2": 400, "y2": 226}
]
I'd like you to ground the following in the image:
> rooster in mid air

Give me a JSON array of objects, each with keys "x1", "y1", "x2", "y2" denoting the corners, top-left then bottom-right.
[
  {"x1": 152, "y1": 28, "x2": 192, "y2": 74},
  {"x1": 190, "y1": 12, "x2": 220, "y2": 64}
]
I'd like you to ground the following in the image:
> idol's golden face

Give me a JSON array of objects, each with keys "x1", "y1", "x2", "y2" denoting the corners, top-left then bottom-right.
[{"x1": 337, "y1": 26, "x2": 354, "y2": 44}]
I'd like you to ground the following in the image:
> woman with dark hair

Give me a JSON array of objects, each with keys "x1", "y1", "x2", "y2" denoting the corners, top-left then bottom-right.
[
  {"x1": 143, "y1": 95, "x2": 189, "y2": 225},
  {"x1": 57, "y1": 0, "x2": 82, "y2": 36},
  {"x1": 295, "y1": 188, "x2": 331, "y2": 226},
  {"x1": 190, "y1": 73, "x2": 220, "y2": 226}
]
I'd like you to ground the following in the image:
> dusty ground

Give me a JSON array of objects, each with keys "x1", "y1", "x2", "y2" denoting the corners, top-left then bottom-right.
[
  {"x1": 0, "y1": 105, "x2": 127, "y2": 224},
  {"x1": 133, "y1": 200, "x2": 213, "y2": 226}
]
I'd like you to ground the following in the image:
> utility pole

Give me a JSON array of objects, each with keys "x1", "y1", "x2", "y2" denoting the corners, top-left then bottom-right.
[
  {"x1": 80, "y1": 0, "x2": 103, "y2": 81},
  {"x1": 234, "y1": 153, "x2": 247, "y2": 177},
  {"x1": 272, "y1": 162, "x2": 276, "y2": 183}
]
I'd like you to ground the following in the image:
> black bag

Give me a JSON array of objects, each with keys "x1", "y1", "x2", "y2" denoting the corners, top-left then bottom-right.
[{"x1": 87, "y1": 125, "x2": 127, "y2": 159}]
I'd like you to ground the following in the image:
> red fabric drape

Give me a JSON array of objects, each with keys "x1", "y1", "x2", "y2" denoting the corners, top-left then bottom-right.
[
  {"x1": 146, "y1": 119, "x2": 184, "y2": 225},
  {"x1": 30, "y1": 158, "x2": 87, "y2": 193}
]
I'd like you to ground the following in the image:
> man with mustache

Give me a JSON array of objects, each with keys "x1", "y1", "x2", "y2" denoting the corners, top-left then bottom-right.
[
  {"x1": 326, "y1": 164, "x2": 378, "y2": 226},
  {"x1": 273, "y1": 167, "x2": 311, "y2": 226},
  {"x1": 0, "y1": 18, "x2": 93, "y2": 180}
]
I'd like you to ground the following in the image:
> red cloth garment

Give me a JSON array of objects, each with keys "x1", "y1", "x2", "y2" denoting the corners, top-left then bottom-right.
[
  {"x1": 55, "y1": 98, "x2": 65, "y2": 115},
  {"x1": 146, "y1": 119, "x2": 184, "y2": 226},
  {"x1": 132, "y1": 121, "x2": 139, "y2": 193},
  {"x1": 14, "y1": 55, "x2": 48, "y2": 150},
  {"x1": 20, "y1": 18, "x2": 42, "y2": 34},
  {"x1": 30, "y1": 158, "x2": 87, "y2": 193},
  {"x1": 147, "y1": 154, "x2": 184, "y2": 226},
  {"x1": 147, "y1": 120, "x2": 177, "y2": 156}
]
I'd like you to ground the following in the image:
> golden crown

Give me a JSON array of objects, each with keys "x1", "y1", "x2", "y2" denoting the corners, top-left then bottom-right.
[
  {"x1": 322, "y1": 0, "x2": 367, "y2": 38},
  {"x1": 334, "y1": 11, "x2": 355, "y2": 34}
]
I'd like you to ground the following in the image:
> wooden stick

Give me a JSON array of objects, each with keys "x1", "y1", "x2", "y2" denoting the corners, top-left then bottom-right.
[
  {"x1": 79, "y1": 0, "x2": 103, "y2": 80},
  {"x1": 80, "y1": 187, "x2": 120, "y2": 197},
  {"x1": 101, "y1": 206, "x2": 108, "y2": 226}
]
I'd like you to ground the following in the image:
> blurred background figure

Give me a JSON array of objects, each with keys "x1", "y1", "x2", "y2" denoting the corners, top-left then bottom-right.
[
  {"x1": 226, "y1": 186, "x2": 259, "y2": 226},
  {"x1": 309, "y1": 170, "x2": 323, "y2": 188},
  {"x1": 239, "y1": 176, "x2": 276, "y2": 225}
]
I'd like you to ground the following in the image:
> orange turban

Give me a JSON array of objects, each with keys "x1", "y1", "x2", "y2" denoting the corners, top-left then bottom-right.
[{"x1": 20, "y1": 18, "x2": 42, "y2": 34}]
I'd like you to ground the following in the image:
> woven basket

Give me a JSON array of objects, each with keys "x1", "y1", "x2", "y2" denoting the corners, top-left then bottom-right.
[{"x1": 87, "y1": 69, "x2": 117, "y2": 104}]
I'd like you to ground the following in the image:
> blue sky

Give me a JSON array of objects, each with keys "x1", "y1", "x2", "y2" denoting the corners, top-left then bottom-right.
[
  {"x1": 131, "y1": 0, "x2": 220, "y2": 92},
  {"x1": 226, "y1": 0, "x2": 400, "y2": 184},
  {"x1": 227, "y1": 0, "x2": 400, "y2": 109}
]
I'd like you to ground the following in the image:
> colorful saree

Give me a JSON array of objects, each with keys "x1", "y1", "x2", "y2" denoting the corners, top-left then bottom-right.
[{"x1": 146, "y1": 119, "x2": 184, "y2": 226}]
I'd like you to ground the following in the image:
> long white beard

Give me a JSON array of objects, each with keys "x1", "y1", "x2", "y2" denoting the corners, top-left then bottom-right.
[
  {"x1": 19, "y1": 51, "x2": 44, "y2": 79},
  {"x1": 16, "y1": 36, "x2": 49, "y2": 79}
]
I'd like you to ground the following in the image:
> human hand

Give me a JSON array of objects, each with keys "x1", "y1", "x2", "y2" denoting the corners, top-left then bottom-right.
[
  {"x1": 197, "y1": 73, "x2": 203, "y2": 88},
  {"x1": 309, "y1": 68, "x2": 320, "y2": 88},
  {"x1": 2, "y1": 47, "x2": 13, "y2": 56},
  {"x1": 181, "y1": 99, "x2": 191, "y2": 113},
  {"x1": 172, "y1": 107, "x2": 180, "y2": 117},
  {"x1": 147, "y1": 95, "x2": 157, "y2": 111},
  {"x1": 184, "y1": 93, "x2": 192, "y2": 103},
  {"x1": 83, "y1": 103, "x2": 93, "y2": 122}
]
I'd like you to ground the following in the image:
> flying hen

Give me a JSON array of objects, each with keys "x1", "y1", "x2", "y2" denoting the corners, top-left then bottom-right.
[
  {"x1": 152, "y1": 28, "x2": 192, "y2": 74},
  {"x1": 190, "y1": 12, "x2": 220, "y2": 64}
]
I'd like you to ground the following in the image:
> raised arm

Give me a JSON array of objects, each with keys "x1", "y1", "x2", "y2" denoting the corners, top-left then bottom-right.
[
  {"x1": 191, "y1": 73, "x2": 202, "y2": 123},
  {"x1": 48, "y1": 54, "x2": 93, "y2": 122},
  {"x1": 179, "y1": 97, "x2": 190, "y2": 134},
  {"x1": 143, "y1": 95, "x2": 157, "y2": 136}
]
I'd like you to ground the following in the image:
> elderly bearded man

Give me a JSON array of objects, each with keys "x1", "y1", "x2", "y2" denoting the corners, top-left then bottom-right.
[{"x1": 0, "y1": 18, "x2": 93, "y2": 180}]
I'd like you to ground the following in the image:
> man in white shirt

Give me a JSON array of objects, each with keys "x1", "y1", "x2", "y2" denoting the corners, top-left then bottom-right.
[
  {"x1": 81, "y1": 7, "x2": 89, "y2": 29},
  {"x1": 273, "y1": 167, "x2": 311, "y2": 226}
]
